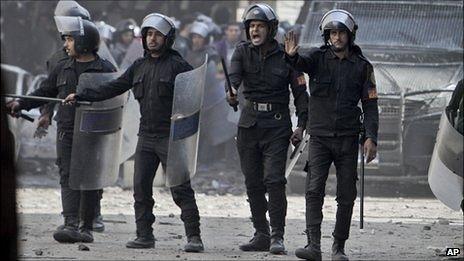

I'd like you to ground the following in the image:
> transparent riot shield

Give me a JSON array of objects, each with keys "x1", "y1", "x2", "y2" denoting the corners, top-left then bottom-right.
[
  {"x1": 199, "y1": 61, "x2": 236, "y2": 146},
  {"x1": 164, "y1": 55, "x2": 208, "y2": 187},
  {"x1": 428, "y1": 110, "x2": 463, "y2": 210},
  {"x1": 119, "y1": 39, "x2": 144, "y2": 71},
  {"x1": 117, "y1": 39, "x2": 143, "y2": 163},
  {"x1": 98, "y1": 40, "x2": 119, "y2": 70},
  {"x1": 285, "y1": 134, "x2": 310, "y2": 177},
  {"x1": 119, "y1": 90, "x2": 140, "y2": 164},
  {"x1": 69, "y1": 71, "x2": 125, "y2": 190}
]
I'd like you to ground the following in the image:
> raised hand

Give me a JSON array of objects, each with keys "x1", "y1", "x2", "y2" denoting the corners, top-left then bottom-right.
[{"x1": 284, "y1": 30, "x2": 300, "y2": 57}]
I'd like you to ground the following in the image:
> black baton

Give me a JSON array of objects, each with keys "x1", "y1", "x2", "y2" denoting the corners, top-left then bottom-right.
[{"x1": 220, "y1": 58, "x2": 238, "y2": 112}]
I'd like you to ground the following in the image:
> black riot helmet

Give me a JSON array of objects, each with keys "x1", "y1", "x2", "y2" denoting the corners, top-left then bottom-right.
[
  {"x1": 114, "y1": 18, "x2": 138, "y2": 40},
  {"x1": 54, "y1": 0, "x2": 91, "y2": 20},
  {"x1": 141, "y1": 13, "x2": 176, "y2": 50},
  {"x1": 242, "y1": 3, "x2": 279, "y2": 42},
  {"x1": 319, "y1": 9, "x2": 358, "y2": 46},
  {"x1": 54, "y1": 16, "x2": 100, "y2": 55}
]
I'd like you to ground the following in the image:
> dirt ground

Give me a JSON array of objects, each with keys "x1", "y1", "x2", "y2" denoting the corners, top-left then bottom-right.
[{"x1": 16, "y1": 186, "x2": 463, "y2": 260}]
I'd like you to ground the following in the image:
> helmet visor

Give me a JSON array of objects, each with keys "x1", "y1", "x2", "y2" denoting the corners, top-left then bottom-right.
[
  {"x1": 54, "y1": 0, "x2": 90, "y2": 19},
  {"x1": 320, "y1": 10, "x2": 356, "y2": 33},
  {"x1": 189, "y1": 21, "x2": 209, "y2": 38},
  {"x1": 54, "y1": 16, "x2": 85, "y2": 36},
  {"x1": 141, "y1": 13, "x2": 173, "y2": 36}
]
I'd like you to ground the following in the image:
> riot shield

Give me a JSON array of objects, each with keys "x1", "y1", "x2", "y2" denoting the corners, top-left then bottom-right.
[
  {"x1": 199, "y1": 61, "x2": 236, "y2": 146},
  {"x1": 428, "y1": 111, "x2": 463, "y2": 210},
  {"x1": 98, "y1": 40, "x2": 119, "y2": 70},
  {"x1": 285, "y1": 134, "x2": 310, "y2": 177},
  {"x1": 69, "y1": 71, "x2": 125, "y2": 190},
  {"x1": 164, "y1": 55, "x2": 208, "y2": 187},
  {"x1": 119, "y1": 39, "x2": 144, "y2": 71},
  {"x1": 117, "y1": 38, "x2": 143, "y2": 163},
  {"x1": 119, "y1": 90, "x2": 140, "y2": 164}
]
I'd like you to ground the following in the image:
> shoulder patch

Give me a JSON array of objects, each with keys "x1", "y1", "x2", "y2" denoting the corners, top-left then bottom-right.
[
  {"x1": 298, "y1": 75, "x2": 306, "y2": 86},
  {"x1": 368, "y1": 88, "x2": 378, "y2": 99}
]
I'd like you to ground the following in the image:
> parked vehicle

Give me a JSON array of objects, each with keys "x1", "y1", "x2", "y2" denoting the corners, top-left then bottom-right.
[{"x1": 294, "y1": 0, "x2": 463, "y2": 180}]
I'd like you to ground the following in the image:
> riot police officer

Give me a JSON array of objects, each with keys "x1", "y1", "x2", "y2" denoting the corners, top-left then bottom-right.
[
  {"x1": 64, "y1": 13, "x2": 204, "y2": 252},
  {"x1": 6, "y1": 17, "x2": 116, "y2": 243},
  {"x1": 36, "y1": 0, "x2": 107, "y2": 233},
  {"x1": 34, "y1": 0, "x2": 92, "y2": 141},
  {"x1": 285, "y1": 9, "x2": 379, "y2": 261},
  {"x1": 111, "y1": 18, "x2": 138, "y2": 66},
  {"x1": 227, "y1": 3, "x2": 309, "y2": 254},
  {"x1": 185, "y1": 20, "x2": 220, "y2": 67}
]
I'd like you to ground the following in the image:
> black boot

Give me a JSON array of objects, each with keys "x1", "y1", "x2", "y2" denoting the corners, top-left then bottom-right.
[
  {"x1": 79, "y1": 228, "x2": 94, "y2": 243},
  {"x1": 127, "y1": 222, "x2": 155, "y2": 249},
  {"x1": 239, "y1": 232, "x2": 271, "y2": 251},
  {"x1": 295, "y1": 228, "x2": 322, "y2": 261},
  {"x1": 184, "y1": 235, "x2": 204, "y2": 253},
  {"x1": 53, "y1": 216, "x2": 82, "y2": 243},
  {"x1": 269, "y1": 229, "x2": 285, "y2": 254},
  {"x1": 126, "y1": 234, "x2": 155, "y2": 249},
  {"x1": 270, "y1": 237, "x2": 285, "y2": 254},
  {"x1": 92, "y1": 214, "x2": 105, "y2": 232},
  {"x1": 79, "y1": 219, "x2": 94, "y2": 243},
  {"x1": 331, "y1": 238, "x2": 349, "y2": 261},
  {"x1": 92, "y1": 192, "x2": 105, "y2": 232}
]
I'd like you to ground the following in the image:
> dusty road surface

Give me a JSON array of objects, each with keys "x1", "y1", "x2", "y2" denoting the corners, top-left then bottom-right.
[{"x1": 16, "y1": 187, "x2": 463, "y2": 260}]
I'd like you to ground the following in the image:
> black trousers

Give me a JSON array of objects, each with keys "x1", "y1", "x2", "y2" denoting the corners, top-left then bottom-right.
[
  {"x1": 305, "y1": 135, "x2": 358, "y2": 240},
  {"x1": 133, "y1": 136, "x2": 201, "y2": 237},
  {"x1": 236, "y1": 125, "x2": 291, "y2": 238},
  {"x1": 56, "y1": 131, "x2": 98, "y2": 228}
]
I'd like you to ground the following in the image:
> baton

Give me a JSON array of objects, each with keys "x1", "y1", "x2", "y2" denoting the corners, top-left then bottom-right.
[
  {"x1": 17, "y1": 113, "x2": 34, "y2": 122},
  {"x1": 359, "y1": 117, "x2": 366, "y2": 229},
  {"x1": 2, "y1": 94, "x2": 92, "y2": 105},
  {"x1": 220, "y1": 58, "x2": 238, "y2": 112}
]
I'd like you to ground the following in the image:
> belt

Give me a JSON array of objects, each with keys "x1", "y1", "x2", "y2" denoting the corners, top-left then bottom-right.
[{"x1": 245, "y1": 100, "x2": 286, "y2": 112}]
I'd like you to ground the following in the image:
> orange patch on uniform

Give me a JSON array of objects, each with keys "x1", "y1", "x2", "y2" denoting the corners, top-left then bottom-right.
[
  {"x1": 368, "y1": 88, "x2": 378, "y2": 99},
  {"x1": 296, "y1": 75, "x2": 306, "y2": 86}
]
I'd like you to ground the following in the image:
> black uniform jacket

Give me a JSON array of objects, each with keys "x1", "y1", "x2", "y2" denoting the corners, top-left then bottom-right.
[
  {"x1": 229, "y1": 40, "x2": 309, "y2": 129},
  {"x1": 76, "y1": 49, "x2": 193, "y2": 138},
  {"x1": 20, "y1": 56, "x2": 116, "y2": 132},
  {"x1": 285, "y1": 45, "x2": 379, "y2": 144}
]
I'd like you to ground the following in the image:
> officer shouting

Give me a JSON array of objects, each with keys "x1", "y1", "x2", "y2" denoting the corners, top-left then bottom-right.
[
  {"x1": 227, "y1": 3, "x2": 309, "y2": 254},
  {"x1": 285, "y1": 9, "x2": 379, "y2": 261}
]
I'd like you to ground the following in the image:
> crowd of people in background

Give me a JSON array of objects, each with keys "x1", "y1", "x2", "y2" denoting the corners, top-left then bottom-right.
[{"x1": 0, "y1": 1, "x2": 305, "y2": 76}]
